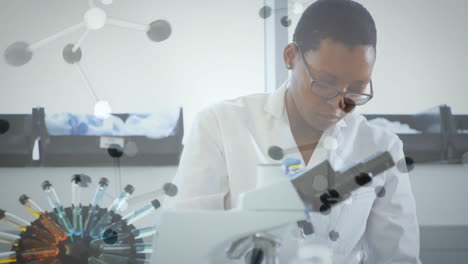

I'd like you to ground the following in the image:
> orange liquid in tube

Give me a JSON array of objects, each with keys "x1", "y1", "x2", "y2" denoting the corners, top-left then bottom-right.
[
  {"x1": 24, "y1": 225, "x2": 59, "y2": 245},
  {"x1": 18, "y1": 247, "x2": 59, "y2": 262},
  {"x1": 36, "y1": 215, "x2": 67, "y2": 242},
  {"x1": 19, "y1": 239, "x2": 48, "y2": 251},
  {"x1": 19, "y1": 195, "x2": 67, "y2": 242}
]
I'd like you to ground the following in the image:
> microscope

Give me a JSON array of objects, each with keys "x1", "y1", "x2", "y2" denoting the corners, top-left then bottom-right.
[{"x1": 151, "y1": 151, "x2": 395, "y2": 264}]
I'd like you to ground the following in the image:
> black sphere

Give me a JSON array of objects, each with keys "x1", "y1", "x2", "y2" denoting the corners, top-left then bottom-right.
[
  {"x1": 107, "y1": 144, "x2": 124, "y2": 158},
  {"x1": 103, "y1": 228, "x2": 119, "y2": 245},
  {"x1": 355, "y1": 172, "x2": 372, "y2": 186},
  {"x1": 319, "y1": 204, "x2": 331, "y2": 215},
  {"x1": 281, "y1": 16, "x2": 292, "y2": 27},
  {"x1": 268, "y1": 146, "x2": 284, "y2": 160}
]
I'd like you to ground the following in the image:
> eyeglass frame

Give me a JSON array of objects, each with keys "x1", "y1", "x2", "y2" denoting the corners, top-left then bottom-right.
[{"x1": 293, "y1": 42, "x2": 374, "y2": 106}]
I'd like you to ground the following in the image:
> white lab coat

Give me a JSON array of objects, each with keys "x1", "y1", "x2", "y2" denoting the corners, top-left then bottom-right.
[{"x1": 170, "y1": 82, "x2": 421, "y2": 263}]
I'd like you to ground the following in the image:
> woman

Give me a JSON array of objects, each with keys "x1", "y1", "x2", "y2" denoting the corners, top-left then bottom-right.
[{"x1": 169, "y1": 0, "x2": 421, "y2": 263}]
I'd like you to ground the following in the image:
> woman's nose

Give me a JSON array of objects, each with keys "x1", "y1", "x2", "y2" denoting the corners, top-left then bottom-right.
[{"x1": 327, "y1": 94, "x2": 345, "y2": 110}]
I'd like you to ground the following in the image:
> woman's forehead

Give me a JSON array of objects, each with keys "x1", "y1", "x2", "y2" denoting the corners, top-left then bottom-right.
[{"x1": 303, "y1": 39, "x2": 376, "y2": 80}]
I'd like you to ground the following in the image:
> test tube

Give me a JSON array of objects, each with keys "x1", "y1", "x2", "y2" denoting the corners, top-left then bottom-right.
[
  {"x1": 0, "y1": 232, "x2": 20, "y2": 247},
  {"x1": 19, "y1": 195, "x2": 67, "y2": 242},
  {"x1": 134, "y1": 243, "x2": 152, "y2": 254},
  {"x1": 84, "y1": 178, "x2": 109, "y2": 236},
  {"x1": 99, "y1": 244, "x2": 132, "y2": 255},
  {"x1": 41, "y1": 181, "x2": 74, "y2": 236},
  {"x1": 99, "y1": 243, "x2": 152, "y2": 255},
  {"x1": 89, "y1": 185, "x2": 134, "y2": 239},
  {"x1": 122, "y1": 199, "x2": 160, "y2": 226},
  {"x1": 0, "y1": 247, "x2": 59, "y2": 264},
  {"x1": 132, "y1": 226, "x2": 157, "y2": 240},
  {"x1": 18, "y1": 246, "x2": 59, "y2": 262},
  {"x1": 105, "y1": 199, "x2": 160, "y2": 233},
  {"x1": 0, "y1": 235, "x2": 48, "y2": 252},
  {"x1": 0, "y1": 209, "x2": 30, "y2": 232},
  {"x1": 23, "y1": 225, "x2": 59, "y2": 245},
  {"x1": 90, "y1": 227, "x2": 156, "y2": 249},
  {"x1": 18, "y1": 239, "x2": 50, "y2": 251},
  {"x1": 71, "y1": 175, "x2": 84, "y2": 236},
  {"x1": 97, "y1": 253, "x2": 129, "y2": 264},
  {"x1": 0, "y1": 251, "x2": 16, "y2": 264}
]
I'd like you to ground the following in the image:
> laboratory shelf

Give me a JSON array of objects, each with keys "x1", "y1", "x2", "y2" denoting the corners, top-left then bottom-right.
[
  {"x1": 364, "y1": 105, "x2": 453, "y2": 163},
  {"x1": 0, "y1": 108, "x2": 184, "y2": 167}
]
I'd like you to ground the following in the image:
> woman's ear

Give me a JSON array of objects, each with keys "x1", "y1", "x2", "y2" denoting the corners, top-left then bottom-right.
[{"x1": 283, "y1": 43, "x2": 298, "y2": 70}]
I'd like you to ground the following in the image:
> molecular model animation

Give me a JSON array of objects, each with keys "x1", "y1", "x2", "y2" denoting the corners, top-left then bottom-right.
[
  {"x1": 3, "y1": 0, "x2": 172, "y2": 119},
  {"x1": 258, "y1": 0, "x2": 307, "y2": 27},
  {"x1": 0, "y1": 174, "x2": 178, "y2": 264}
]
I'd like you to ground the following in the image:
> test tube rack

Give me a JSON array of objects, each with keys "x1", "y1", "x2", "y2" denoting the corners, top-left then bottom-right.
[{"x1": 0, "y1": 177, "x2": 174, "y2": 264}]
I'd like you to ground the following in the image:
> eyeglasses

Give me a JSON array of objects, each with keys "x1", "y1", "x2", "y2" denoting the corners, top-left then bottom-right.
[{"x1": 295, "y1": 43, "x2": 373, "y2": 106}]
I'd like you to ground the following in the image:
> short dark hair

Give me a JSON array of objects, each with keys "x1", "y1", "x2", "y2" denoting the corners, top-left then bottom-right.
[{"x1": 293, "y1": 0, "x2": 377, "y2": 53}]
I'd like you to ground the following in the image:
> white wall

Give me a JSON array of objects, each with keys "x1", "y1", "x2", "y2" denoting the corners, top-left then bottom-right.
[
  {"x1": 3, "y1": 0, "x2": 467, "y2": 128},
  {"x1": 0, "y1": 0, "x2": 266, "y2": 132},
  {"x1": 288, "y1": 0, "x2": 468, "y2": 114}
]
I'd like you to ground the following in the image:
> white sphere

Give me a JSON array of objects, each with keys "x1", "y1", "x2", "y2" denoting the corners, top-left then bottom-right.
[
  {"x1": 94, "y1": 100, "x2": 112, "y2": 119},
  {"x1": 322, "y1": 136, "x2": 338, "y2": 151},
  {"x1": 84, "y1": 8, "x2": 107, "y2": 30},
  {"x1": 101, "y1": 0, "x2": 113, "y2": 5},
  {"x1": 292, "y1": 2, "x2": 304, "y2": 15}
]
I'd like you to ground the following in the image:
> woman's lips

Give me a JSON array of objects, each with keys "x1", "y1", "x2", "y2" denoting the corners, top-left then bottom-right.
[{"x1": 316, "y1": 113, "x2": 340, "y2": 123}]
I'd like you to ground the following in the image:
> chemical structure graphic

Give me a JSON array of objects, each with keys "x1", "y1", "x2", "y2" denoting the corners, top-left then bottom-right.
[
  {"x1": 258, "y1": 0, "x2": 307, "y2": 27},
  {"x1": 3, "y1": 0, "x2": 172, "y2": 119}
]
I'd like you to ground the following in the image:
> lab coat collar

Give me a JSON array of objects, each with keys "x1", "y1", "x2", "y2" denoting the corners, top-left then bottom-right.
[{"x1": 264, "y1": 81, "x2": 289, "y2": 120}]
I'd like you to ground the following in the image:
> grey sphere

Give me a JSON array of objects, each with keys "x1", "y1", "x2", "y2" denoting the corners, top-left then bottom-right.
[
  {"x1": 63, "y1": 44, "x2": 82, "y2": 64},
  {"x1": 147, "y1": 20, "x2": 172, "y2": 42},
  {"x1": 4, "y1": 41, "x2": 33, "y2": 66},
  {"x1": 259, "y1": 6, "x2": 272, "y2": 19},
  {"x1": 163, "y1": 182, "x2": 178, "y2": 197}
]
